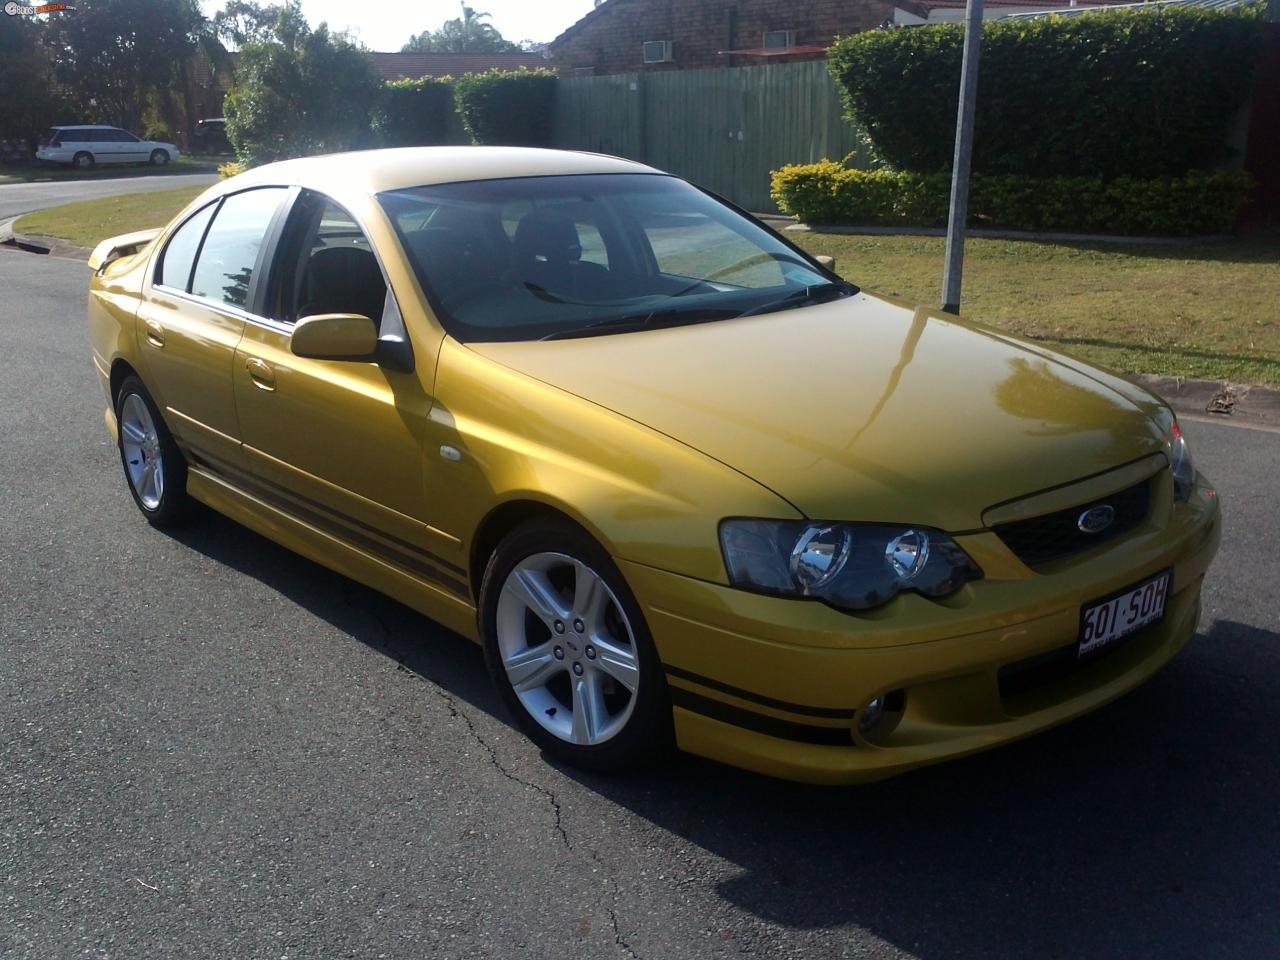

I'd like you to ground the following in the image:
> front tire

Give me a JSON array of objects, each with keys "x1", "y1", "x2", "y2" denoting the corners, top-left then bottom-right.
[
  {"x1": 480, "y1": 519, "x2": 673, "y2": 773},
  {"x1": 149, "y1": 149, "x2": 169, "y2": 167},
  {"x1": 72, "y1": 151, "x2": 94, "y2": 170},
  {"x1": 115, "y1": 376, "x2": 190, "y2": 527}
]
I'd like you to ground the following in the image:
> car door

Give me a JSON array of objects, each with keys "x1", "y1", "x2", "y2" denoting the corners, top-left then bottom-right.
[
  {"x1": 91, "y1": 128, "x2": 125, "y2": 164},
  {"x1": 111, "y1": 128, "x2": 145, "y2": 162},
  {"x1": 230, "y1": 190, "x2": 459, "y2": 595},
  {"x1": 136, "y1": 186, "x2": 289, "y2": 467}
]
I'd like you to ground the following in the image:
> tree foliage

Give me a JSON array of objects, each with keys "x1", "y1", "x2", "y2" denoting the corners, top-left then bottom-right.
[
  {"x1": 827, "y1": 5, "x2": 1265, "y2": 178},
  {"x1": 213, "y1": 0, "x2": 309, "y2": 50},
  {"x1": 41, "y1": 0, "x2": 204, "y2": 133},
  {"x1": 454, "y1": 69, "x2": 557, "y2": 146},
  {"x1": 402, "y1": 4, "x2": 523, "y2": 53},
  {"x1": 223, "y1": 20, "x2": 381, "y2": 166},
  {"x1": 0, "y1": 18, "x2": 71, "y2": 142}
]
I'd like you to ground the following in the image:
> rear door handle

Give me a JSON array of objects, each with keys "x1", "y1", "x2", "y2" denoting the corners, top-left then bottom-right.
[
  {"x1": 143, "y1": 319, "x2": 165, "y2": 347},
  {"x1": 245, "y1": 357, "x2": 276, "y2": 391}
]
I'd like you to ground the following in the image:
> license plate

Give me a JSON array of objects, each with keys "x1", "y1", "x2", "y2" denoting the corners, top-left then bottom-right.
[{"x1": 1078, "y1": 571, "x2": 1171, "y2": 658}]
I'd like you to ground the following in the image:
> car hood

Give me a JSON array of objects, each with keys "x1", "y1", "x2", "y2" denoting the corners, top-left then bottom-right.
[{"x1": 468, "y1": 292, "x2": 1169, "y2": 530}]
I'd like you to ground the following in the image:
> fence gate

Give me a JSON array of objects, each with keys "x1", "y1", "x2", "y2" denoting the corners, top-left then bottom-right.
[{"x1": 552, "y1": 60, "x2": 870, "y2": 212}]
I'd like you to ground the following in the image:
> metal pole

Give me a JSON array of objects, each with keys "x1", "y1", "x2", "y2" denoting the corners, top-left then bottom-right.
[{"x1": 941, "y1": 0, "x2": 984, "y2": 315}]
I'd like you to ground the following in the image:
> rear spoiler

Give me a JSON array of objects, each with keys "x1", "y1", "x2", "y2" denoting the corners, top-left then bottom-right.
[{"x1": 88, "y1": 227, "x2": 164, "y2": 274}]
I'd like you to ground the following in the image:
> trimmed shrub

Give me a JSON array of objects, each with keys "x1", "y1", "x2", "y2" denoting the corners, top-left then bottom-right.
[
  {"x1": 770, "y1": 161, "x2": 1253, "y2": 235},
  {"x1": 218, "y1": 160, "x2": 246, "y2": 179},
  {"x1": 374, "y1": 77, "x2": 456, "y2": 147},
  {"x1": 827, "y1": 4, "x2": 1265, "y2": 178},
  {"x1": 453, "y1": 68, "x2": 557, "y2": 147}
]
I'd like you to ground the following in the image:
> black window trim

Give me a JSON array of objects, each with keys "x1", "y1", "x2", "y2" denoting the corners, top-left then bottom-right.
[
  {"x1": 256, "y1": 187, "x2": 414, "y2": 373},
  {"x1": 149, "y1": 185, "x2": 295, "y2": 327}
]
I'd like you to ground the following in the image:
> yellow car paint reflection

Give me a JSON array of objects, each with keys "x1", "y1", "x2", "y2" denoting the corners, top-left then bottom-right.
[{"x1": 86, "y1": 148, "x2": 1219, "y2": 783}]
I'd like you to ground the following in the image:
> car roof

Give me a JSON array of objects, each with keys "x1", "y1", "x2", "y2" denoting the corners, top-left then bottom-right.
[
  {"x1": 53, "y1": 125, "x2": 122, "y2": 130},
  {"x1": 226, "y1": 146, "x2": 660, "y2": 196}
]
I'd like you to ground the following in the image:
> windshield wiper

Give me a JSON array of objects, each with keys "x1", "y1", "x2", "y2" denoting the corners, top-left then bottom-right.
[
  {"x1": 733, "y1": 280, "x2": 857, "y2": 320},
  {"x1": 539, "y1": 305, "x2": 737, "y2": 341},
  {"x1": 538, "y1": 281, "x2": 857, "y2": 342}
]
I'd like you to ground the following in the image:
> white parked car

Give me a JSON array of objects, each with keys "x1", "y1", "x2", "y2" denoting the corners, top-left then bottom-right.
[{"x1": 36, "y1": 126, "x2": 180, "y2": 169}]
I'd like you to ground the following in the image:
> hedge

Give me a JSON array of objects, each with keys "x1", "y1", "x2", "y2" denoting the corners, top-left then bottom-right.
[
  {"x1": 454, "y1": 68, "x2": 557, "y2": 147},
  {"x1": 827, "y1": 4, "x2": 1265, "y2": 178},
  {"x1": 770, "y1": 160, "x2": 1253, "y2": 235},
  {"x1": 373, "y1": 77, "x2": 456, "y2": 147}
]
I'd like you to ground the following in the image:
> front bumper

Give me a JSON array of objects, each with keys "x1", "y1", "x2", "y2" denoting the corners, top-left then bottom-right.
[{"x1": 624, "y1": 474, "x2": 1220, "y2": 784}]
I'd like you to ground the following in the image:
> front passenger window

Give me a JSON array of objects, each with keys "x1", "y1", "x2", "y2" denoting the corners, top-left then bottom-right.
[{"x1": 190, "y1": 188, "x2": 286, "y2": 310}]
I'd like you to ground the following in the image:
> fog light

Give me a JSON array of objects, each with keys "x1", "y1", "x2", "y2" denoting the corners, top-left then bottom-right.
[
  {"x1": 857, "y1": 689, "x2": 904, "y2": 740},
  {"x1": 858, "y1": 695, "x2": 885, "y2": 735}
]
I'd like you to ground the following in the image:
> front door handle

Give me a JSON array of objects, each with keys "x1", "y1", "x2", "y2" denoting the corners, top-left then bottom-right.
[
  {"x1": 245, "y1": 357, "x2": 276, "y2": 391},
  {"x1": 144, "y1": 318, "x2": 165, "y2": 347}
]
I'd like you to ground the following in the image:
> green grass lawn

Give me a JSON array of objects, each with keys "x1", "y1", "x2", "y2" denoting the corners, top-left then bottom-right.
[
  {"x1": 15, "y1": 184, "x2": 1279, "y2": 385},
  {"x1": 789, "y1": 231, "x2": 1280, "y2": 386},
  {"x1": 13, "y1": 186, "x2": 208, "y2": 250}
]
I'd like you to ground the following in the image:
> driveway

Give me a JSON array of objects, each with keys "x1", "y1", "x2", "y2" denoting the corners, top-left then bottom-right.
[
  {"x1": 1, "y1": 251, "x2": 1276, "y2": 959},
  {"x1": 0, "y1": 172, "x2": 218, "y2": 222}
]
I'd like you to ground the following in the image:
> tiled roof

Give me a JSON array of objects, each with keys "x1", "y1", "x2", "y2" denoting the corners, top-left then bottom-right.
[{"x1": 368, "y1": 52, "x2": 548, "y2": 81}]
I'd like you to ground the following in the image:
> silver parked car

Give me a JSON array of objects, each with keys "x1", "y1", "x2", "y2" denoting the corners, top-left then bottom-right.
[{"x1": 36, "y1": 125, "x2": 180, "y2": 169}]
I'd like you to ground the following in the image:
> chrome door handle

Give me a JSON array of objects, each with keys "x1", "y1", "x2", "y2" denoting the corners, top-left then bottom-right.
[
  {"x1": 144, "y1": 318, "x2": 165, "y2": 347},
  {"x1": 245, "y1": 357, "x2": 276, "y2": 391}
]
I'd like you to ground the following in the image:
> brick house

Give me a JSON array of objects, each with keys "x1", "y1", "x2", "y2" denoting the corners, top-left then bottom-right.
[
  {"x1": 547, "y1": 0, "x2": 1112, "y2": 75},
  {"x1": 548, "y1": 0, "x2": 898, "y2": 75}
]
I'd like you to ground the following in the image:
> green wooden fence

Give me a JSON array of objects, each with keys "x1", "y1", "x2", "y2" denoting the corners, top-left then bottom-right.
[{"x1": 550, "y1": 60, "x2": 872, "y2": 212}]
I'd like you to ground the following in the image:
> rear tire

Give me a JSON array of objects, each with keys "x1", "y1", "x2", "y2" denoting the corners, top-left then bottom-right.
[
  {"x1": 72, "y1": 151, "x2": 94, "y2": 170},
  {"x1": 149, "y1": 149, "x2": 169, "y2": 167},
  {"x1": 115, "y1": 376, "x2": 191, "y2": 527},
  {"x1": 479, "y1": 518, "x2": 673, "y2": 773}
]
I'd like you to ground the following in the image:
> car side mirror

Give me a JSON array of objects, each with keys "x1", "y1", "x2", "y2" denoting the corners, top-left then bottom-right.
[
  {"x1": 290, "y1": 313, "x2": 378, "y2": 362},
  {"x1": 815, "y1": 255, "x2": 836, "y2": 271}
]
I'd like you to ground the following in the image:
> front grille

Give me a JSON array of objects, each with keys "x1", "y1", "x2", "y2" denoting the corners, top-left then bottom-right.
[{"x1": 993, "y1": 477, "x2": 1152, "y2": 567}]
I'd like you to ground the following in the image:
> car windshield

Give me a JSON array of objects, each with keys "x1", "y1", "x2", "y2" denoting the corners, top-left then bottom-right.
[{"x1": 378, "y1": 173, "x2": 853, "y2": 343}]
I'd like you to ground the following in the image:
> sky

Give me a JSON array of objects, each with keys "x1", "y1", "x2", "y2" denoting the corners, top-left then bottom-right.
[{"x1": 199, "y1": 0, "x2": 599, "y2": 51}]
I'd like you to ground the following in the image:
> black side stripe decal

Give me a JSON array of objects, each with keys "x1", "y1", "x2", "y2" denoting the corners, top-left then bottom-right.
[
  {"x1": 188, "y1": 449, "x2": 471, "y2": 598},
  {"x1": 665, "y1": 665, "x2": 856, "y2": 719},
  {"x1": 196, "y1": 448, "x2": 468, "y2": 575},
  {"x1": 670, "y1": 686, "x2": 855, "y2": 747}
]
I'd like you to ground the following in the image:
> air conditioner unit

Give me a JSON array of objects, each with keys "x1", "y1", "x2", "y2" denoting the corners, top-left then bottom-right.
[
  {"x1": 642, "y1": 40, "x2": 673, "y2": 63},
  {"x1": 762, "y1": 30, "x2": 797, "y2": 51}
]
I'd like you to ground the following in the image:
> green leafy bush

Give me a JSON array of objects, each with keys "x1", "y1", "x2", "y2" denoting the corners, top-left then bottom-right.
[
  {"x1": 827, "y1": 5, "x2": 1265, "y2": 178},
  {"x1": 373, "y1": 77, "x2": 457, "y2": 147},
  {"x1": 771, "y1": 161, "x2": 1253, "y2": 235},
  {"x1": 453, "y1": 69, "x2": 557, "y2": 147}
]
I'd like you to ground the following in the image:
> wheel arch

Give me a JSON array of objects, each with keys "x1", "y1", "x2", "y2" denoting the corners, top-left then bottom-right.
[
  {"x1": 109, "y1": 357, "x2": 141, "y2": 404},
  {"x1": 469, "y1": 497, "x2": 612, "y2": 602}
]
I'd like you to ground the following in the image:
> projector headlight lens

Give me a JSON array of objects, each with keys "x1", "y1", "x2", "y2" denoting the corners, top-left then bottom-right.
[{"x1": 720, "y1": 519, "x2": 982, "y2": 611}]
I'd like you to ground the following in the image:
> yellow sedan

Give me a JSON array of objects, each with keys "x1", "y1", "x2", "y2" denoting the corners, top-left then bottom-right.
[{"x1": 86, "y1": 147, "x2": 1220, "y2": 783}]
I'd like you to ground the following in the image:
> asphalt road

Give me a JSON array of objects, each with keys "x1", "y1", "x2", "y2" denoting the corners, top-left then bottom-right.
[
  {"x1": 2, "y1": 250, "x2": 1277, "y2": 960},
  {"x1": 0, "y1": 172, "x2": 218, "y2": 222}
]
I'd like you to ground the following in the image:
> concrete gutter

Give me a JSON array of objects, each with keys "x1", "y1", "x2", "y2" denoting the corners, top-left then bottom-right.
[{"x1": 0, "y1": 216, "x2": 92, "y2": 260}]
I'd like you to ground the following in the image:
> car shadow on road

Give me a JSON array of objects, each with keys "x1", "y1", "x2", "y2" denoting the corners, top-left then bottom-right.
[{"x1": 165, "y1": 509, "x2": 1277, "y2": 959}]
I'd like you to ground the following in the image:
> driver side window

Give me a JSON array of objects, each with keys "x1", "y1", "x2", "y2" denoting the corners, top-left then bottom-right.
[{"x1": 267, "y1": 193, "x2": 388, "y2": 327}]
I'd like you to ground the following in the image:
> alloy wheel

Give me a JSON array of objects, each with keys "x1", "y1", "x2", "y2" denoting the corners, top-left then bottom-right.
[
  {"x1": 119, "y1": 392, "x2": 164, "y2": 510},
  {"x1": 495, "y1": 551, "x2": 640, "y2": 746}
]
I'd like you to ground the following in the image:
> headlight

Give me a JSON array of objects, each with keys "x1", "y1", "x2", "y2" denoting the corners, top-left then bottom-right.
[
  {"x1": 1168, "y1": 418, "x2": 1194, "y2": 502},
  {"x1": 719, "y1": 519, "x2": 982, "y2": 611}
]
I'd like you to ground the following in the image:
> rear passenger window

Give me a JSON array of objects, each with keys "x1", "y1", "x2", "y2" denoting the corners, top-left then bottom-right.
[
  {"x1": 190, "y1": 188, "x2": 286, "y2": 310},
  {"x1": 156, "y1": 203, "x2": 216, "y2": 292}
]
